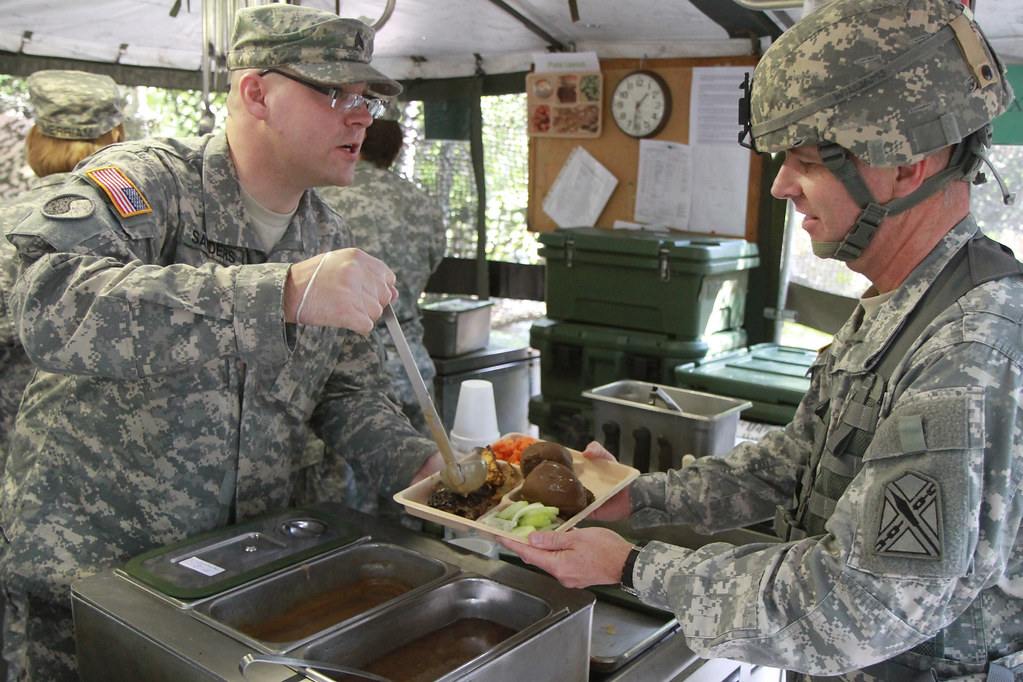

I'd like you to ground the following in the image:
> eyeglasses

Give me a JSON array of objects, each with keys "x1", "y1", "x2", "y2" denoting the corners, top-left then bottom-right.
[{"x1": 258, "y1": 68, "x2": 387, "y2": 118}]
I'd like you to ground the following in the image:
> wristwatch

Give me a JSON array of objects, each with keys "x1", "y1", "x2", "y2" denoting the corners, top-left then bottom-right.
[{"x1": 620, "y1": 542, "x2": 648, "y2": 596}]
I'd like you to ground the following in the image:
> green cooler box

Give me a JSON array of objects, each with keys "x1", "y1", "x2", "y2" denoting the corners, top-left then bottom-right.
[
  {"x1": 530, "y1": 317, "x2": 746, "y2": 403},
  {"x1": 538, "y1": 228, "x2": 759, "y2": 337},
  {"x1": 674, "y1": 343, "x2": 818, "y2": 425}
]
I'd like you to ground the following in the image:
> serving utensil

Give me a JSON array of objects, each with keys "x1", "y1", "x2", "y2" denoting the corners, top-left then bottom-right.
[
  {"x1": 240, "y1": 653, "x2": 390, "y2": 681},
  {"x1": 382, "y1": 304, "x2": 488, "y2": 495},
  {"x1": 648, "y1": 385, "x2": 683, "y2": 413}
]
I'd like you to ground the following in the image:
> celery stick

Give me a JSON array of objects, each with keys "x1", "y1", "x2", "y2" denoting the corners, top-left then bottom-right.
[{"x1": 497, "y1": 500, "x2": 529, "y2": 521}]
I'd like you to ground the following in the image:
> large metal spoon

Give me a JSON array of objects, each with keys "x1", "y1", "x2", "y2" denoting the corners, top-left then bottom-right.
[{"x1": 382, "y1": 304, "x2": 488, "y2": 495}]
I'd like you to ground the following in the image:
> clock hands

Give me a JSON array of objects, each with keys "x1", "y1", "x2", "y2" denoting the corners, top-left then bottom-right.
[{"x1": 632, "y1": 92, "x2": 649, "y2": 127}]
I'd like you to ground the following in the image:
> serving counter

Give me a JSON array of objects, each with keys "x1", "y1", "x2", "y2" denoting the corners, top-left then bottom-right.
[{"x1": 71, "y1": 505, "x2": 781, "y2": 682}]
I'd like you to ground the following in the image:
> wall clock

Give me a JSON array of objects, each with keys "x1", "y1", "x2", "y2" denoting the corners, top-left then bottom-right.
[{"x1": 610, "y1": 70, "x2": 672, "y2": 138}]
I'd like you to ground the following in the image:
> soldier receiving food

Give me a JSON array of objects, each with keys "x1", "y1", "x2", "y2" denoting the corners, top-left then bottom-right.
[
  {"x1": 501, "y1": 0, "x2": 1023, "y2": 679},
  {"x1": 0, "y1": 6, "x2": 443, "y2": 679}
]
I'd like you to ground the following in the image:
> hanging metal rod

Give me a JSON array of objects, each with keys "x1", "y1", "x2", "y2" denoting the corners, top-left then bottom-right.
[{"x1": 484, "y1": 0, "x2": 570, "y2": 52}]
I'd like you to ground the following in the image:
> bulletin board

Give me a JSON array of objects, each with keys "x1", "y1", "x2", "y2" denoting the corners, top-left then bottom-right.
[{"x1": 527, "y1": 56, "x2": 764, "y2": 240}]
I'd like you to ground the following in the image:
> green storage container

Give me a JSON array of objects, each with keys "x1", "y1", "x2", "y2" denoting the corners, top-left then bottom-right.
[
  {"x1": 674, "y1": 343, "x2": 818, "y2": 425},
  {"x1": 530, "y1": 317, "x2": 746, "y2": 403},
  {"x1": 538, "y1": 228, "x2": 759, "y2": 337}
]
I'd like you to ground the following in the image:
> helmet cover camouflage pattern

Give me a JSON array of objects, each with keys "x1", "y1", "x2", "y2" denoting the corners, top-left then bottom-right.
[
  {"x1": 749, "y1": 0, "x2": 1012, "y2": 167},
  {"x1": 27, "y1": 70, "x2": 125, "y2": 140},
  {"x1": 227, "y1": 4, "x2": 401, "y2": 98}
]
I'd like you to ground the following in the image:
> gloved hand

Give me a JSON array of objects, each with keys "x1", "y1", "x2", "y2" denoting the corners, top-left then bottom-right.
[{"x1": 284, "y1": 248, "x2": 398, "y2": 334}]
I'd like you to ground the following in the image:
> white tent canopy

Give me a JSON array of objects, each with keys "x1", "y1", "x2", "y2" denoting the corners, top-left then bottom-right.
[{"x1": 3, "y1": 0, "x2": 1017, "y2": 89}]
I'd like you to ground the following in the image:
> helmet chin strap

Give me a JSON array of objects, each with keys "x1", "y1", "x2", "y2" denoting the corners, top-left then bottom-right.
[
  {"x1": 811, "y1": 144, "x2": 894, "y2": 262},
  {"x1": 811, "y1": 132, "x2": 1006, "y2": 262}
]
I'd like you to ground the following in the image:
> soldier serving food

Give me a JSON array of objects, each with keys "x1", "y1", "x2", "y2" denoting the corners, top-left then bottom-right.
[{"x1": 0, "y1": 6, "x2": 444, "y2": 679}]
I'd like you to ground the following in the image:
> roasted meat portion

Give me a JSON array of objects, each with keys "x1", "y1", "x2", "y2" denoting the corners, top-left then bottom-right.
[{"x1": 427, "y1": 447, "x2": 520, "y2": 519}]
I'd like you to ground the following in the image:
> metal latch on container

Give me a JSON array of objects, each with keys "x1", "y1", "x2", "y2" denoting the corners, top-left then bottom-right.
[
  {"x1": 566, "y1": 235, "x2": 575, "y2": 268},
  {"x1": 659, "y1": 246, "x2": 670, "y2": 282}
]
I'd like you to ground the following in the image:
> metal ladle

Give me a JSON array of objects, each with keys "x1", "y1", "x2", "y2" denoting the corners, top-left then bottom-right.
[{"x1": 382, "y1": 304, "x2": 488, "y2": 495}]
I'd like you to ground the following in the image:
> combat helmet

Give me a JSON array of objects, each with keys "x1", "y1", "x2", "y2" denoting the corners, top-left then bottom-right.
[{"x1": 738, "y1": 0, "x2": 1014, "y2": 261}]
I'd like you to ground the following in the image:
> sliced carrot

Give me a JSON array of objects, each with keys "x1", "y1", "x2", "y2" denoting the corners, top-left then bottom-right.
[{"x1": 492, "y1": 435, "x2": 537, "y2": 465}]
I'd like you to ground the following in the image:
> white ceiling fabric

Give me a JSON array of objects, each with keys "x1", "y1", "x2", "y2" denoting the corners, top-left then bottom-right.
[{"x1": 0, "y1": 0, "x2": 1018, "y2": 83}]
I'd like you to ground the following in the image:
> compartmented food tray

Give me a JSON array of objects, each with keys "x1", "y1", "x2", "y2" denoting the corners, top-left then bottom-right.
[{"x1": 394, "y1": 435, "x2": 639, "y2": 544}]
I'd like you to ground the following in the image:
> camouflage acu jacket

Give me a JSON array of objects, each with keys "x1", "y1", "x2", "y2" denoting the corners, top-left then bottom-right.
[
  {"x1": 0, "y1": 173, "x2": 69, "y2": 467},
  {"x1": 628, "y1": 217, "x2": 1023, "y2": 679},
  {"x1": 0, "y1": 133, "x2": 435, "y2": 603}
]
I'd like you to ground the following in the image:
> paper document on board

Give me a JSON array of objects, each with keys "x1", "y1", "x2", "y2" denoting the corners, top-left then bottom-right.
[
  {"x1": 690, "y1": 65, "x2": 752, "y2": 145},
  {"x1": 688, "y1": 144, "x2": 750, "y2": 236},
  {"x1": 634, "y1": 139, "x2": 690, "y2": 228},
  {"x1": 543, "y1": 147, "x2": 618, "y2": 228},
  {"x1": 686, "y1": 65, "x2": 753, "y2": 236}
]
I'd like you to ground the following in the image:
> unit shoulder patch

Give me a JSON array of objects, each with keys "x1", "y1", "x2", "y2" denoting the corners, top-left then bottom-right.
[
  {"x1": 41, "y1": 194, "x2": 95, "y2": 220},
  {"x1": 85, "y1": 166, "x2": 152, "y2": 218},
  {"x1": 875, "y1": 471, "x2": 942, "y2": 559}
]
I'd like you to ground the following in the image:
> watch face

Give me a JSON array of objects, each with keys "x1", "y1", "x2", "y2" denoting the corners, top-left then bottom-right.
[{"x1": 611, "y1": 71, "x2": 672, "y2": 138}]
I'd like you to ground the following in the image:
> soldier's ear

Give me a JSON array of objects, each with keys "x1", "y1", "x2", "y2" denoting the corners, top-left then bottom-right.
[
  {"x1": 893, "y1": 150, "x2": 952, "y2": 198},
  {"x1": 236, "y1": 70, "x2": 271, "y2": 121}
]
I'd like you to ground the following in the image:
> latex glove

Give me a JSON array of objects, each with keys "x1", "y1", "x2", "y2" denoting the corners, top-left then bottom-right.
[
  {"x1": 284, "y1": 248, "x2": 398, "y2": 334},
  {"x1": 497, "y1": 526, "x2": 634, "y2": 589}
]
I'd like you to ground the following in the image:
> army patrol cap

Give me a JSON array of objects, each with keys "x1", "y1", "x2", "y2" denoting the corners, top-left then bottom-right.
[
  {"x1": 227, "y1": 4, "x2": 401, "y2": 98},
  {"x1": 28, "y1": 70, "x2": 125, "y2": 140},
  {"x1": 745, "y1": 0, "x2": 1012, "y2": 168}
]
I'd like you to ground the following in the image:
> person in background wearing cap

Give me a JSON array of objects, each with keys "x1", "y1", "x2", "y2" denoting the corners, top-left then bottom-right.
[
  {"x1": 295, "y1": 102, "x2": 447, "y2": 516},
  {"x1": 0, "y1": 70, "x2": 126, "y2": 472},
  {"x1": 0, "y1": 5, "x2": 443, "y2": 679},
  {"x1": 501, "y1": 0, "x2": 1023, "y2": 679}
]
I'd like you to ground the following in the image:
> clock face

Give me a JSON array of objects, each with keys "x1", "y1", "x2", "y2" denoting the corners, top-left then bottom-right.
[{"x1": 611, "y1": 70, "x2": 672, "y2": 138}]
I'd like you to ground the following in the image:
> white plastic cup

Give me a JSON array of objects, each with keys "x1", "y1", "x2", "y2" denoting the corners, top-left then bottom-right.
[{"x1": 449, "y1": 379, "x2": 501, "y2": 452}]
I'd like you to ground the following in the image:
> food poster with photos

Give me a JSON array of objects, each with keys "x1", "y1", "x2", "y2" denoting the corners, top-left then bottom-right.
[{"x1": 527, "y1": 72, "x2": 602, "y2": 138}]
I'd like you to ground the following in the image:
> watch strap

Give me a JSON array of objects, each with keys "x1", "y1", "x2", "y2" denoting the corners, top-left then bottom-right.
[{"x1": 621, "y1": 541, "x2": 648, "y2": 593}]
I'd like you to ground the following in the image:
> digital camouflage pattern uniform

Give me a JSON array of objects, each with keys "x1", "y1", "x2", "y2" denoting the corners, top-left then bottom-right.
[
  {"x1": 0, "y1": 174, "x2": 70, "y2": 467},
  {"x1": 1, "y1": 132, "x2": 436, "y2": 679},
  {"x1": 0, "y1": 8, "x2": 433, "y2": 680},
  {"x1": 627, "y1": 218, "x2": 1023, "y2": 680},
  {"x1": 623, "y1": 0, "x2": 1022, "y2": 678},
  {"x1": 0, "y1": 69, "x2": 125, "y2": 473},
  {"x1": 317, "y1": 162, "x2": 447, "y2": 436}
]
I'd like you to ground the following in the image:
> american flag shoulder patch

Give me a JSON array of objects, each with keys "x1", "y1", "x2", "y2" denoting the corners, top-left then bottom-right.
[{"x1": 86, "y1": 166, "x2": 152, "y2": 218}]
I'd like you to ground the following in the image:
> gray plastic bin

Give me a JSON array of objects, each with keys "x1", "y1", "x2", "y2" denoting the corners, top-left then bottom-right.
[{"x1": 583, "y1": 380, "x2": 750, "y2": 472}]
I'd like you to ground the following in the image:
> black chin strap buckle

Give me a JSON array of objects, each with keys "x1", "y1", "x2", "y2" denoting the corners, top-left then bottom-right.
[{"x1": 836, "y1": 203, "x2": 889, "y2": 262}]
